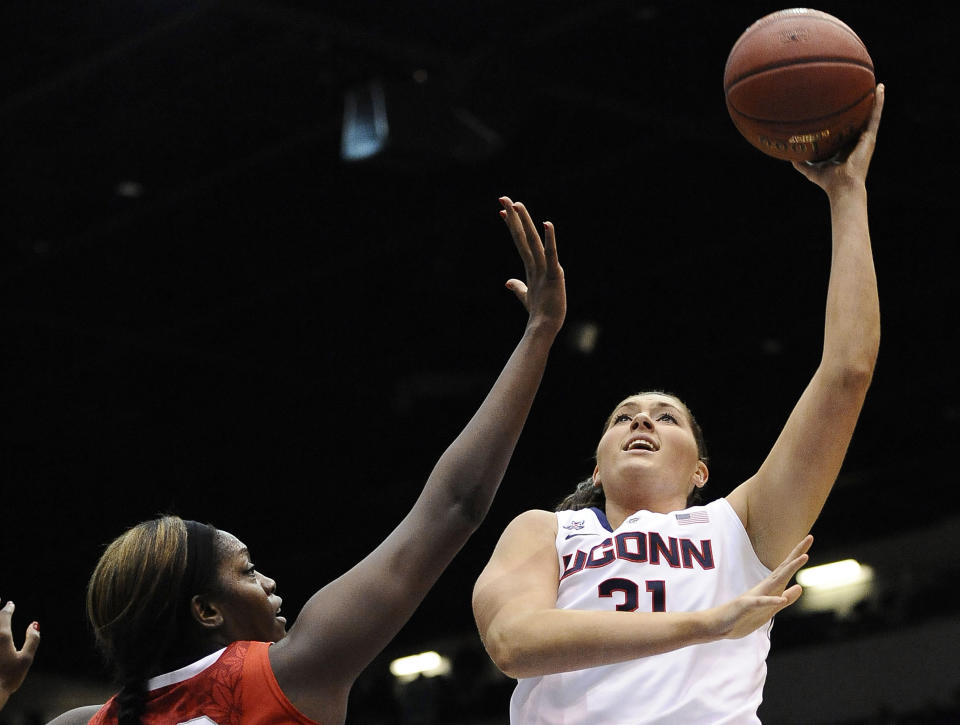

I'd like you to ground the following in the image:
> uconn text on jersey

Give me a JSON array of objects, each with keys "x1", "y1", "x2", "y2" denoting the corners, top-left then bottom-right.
[{"x1": 561, "y1": 531, "x2": 715, "y2": 581}]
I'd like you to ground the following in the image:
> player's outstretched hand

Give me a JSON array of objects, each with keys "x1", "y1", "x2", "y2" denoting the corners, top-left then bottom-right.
[
  {"x1": 0, "y1": 598, "x2": 40, "y2": 711},
  {"x1": 498, "y1": 196, "x2": 566, "y2": 335},
  {"x1": 793, "y1": 83, "x2": 884, "y2": 193},
  {"x1": 711, "y1": 535, "x2": 812, "y2": 641}
]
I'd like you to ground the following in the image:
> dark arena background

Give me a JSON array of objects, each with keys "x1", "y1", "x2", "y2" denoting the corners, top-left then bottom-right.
[{"x1": 3, "y1": 2, "x2": 959, "y2": 723}]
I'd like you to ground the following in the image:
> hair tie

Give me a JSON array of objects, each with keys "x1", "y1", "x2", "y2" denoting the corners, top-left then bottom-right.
[{"x1": 183, "y1": 520, "x2": 217, "y2": 599}]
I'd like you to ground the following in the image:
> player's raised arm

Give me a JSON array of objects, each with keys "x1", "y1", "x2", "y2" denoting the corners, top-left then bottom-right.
[
  {"x1": 726, "y1": 84, "x2": 885, "y2": 568},
  {"x1": 267, "y1": 197, "x2": 566, "y2": 720}
]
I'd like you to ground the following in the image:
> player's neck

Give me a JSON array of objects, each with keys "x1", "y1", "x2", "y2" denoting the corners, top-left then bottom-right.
[{"x1": 605, "y1": 494, "x2": 688, "y2": 529}]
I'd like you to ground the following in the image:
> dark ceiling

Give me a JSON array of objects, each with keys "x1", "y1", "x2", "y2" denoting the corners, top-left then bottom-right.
[{"x1": 3, "y1": 0, "x2": 958, "y2": 704}]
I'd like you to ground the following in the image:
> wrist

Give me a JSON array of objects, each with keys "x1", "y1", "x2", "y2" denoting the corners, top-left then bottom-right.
[
  {"x1": 524, "y1": 315, "x2": 563, "y2": 340},
  {"x1": 828, "y1": 180, "x2": 867, "y2": 206},
  {"x1": 696, "y1": 606, "x2": 730, "y2": 642}
]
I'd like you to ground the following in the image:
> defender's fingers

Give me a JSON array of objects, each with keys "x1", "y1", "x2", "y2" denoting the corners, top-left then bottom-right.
[
  {"x1": 505, "y1": 279, "x2": 530, "y2": 308},
  {"x1": 542, "y1": 221, "x2": 560, "y2": 269},
  {"x1": 20, "y1": 622, "x2": 40, "y2": 659},
  {"x1": 0, "y1": 599, "x2": 13, "y2": 631},
  {"x1": 513, "y1": 202, "x2": 546, "y2": 269},
  {"x1": 500, "y1": 197, "x2": 535, "y2": 267}
]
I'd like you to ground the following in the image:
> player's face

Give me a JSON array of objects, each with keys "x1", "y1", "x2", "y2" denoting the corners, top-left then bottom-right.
[
  {"x1": 208, "y1": 531, "x2": 287, "y2": 644},
  {"x1": 593, "y1": 393, "x2": 705, "y2": 507}
]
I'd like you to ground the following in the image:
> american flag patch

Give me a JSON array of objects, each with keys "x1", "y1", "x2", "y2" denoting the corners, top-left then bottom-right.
[{"x1": 675, "y1": 511, "x2": 709, "y2": 525}]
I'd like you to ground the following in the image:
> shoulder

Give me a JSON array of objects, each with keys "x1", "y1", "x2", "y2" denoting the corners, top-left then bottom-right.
[
  {"x1": 513, "y1": 508, "x2": 557, "y2": 524},
  {"x1": 474, "y1": 509, "x2": 563, "y2": 609},
  {"x1": 705, "y1": 497, "x2": 738, "y2": 519},
  {"x1": 503, "y1": 509, "x2": 557, "y2": 537},
  {"x1": 47, "y1": 704, "x2": 105, "y2": 725},
  {"x1": 482, "y1": 509, "x2": 558, "y2": 563}
]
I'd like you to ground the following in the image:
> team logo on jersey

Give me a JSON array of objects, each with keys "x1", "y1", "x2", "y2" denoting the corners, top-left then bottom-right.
[
  {"x1": 560, "y1": 531, "x2": 716, "y2": 580},
  {"x1": 562, "y1": 520, "x2": 585, "y2": 531}
]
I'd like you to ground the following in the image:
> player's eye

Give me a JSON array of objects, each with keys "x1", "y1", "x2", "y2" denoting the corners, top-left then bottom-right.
[
  {"x1": 657, "y1": 413, "x2": 678, "y2": 424},
  {"x1": 613, "y1": 413, "x2": 633, "y2": 424}
]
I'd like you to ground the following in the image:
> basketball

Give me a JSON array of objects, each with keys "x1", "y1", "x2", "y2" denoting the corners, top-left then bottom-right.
[{"x1": 723, "y1": 8, "x2": 875, "y2": 162}]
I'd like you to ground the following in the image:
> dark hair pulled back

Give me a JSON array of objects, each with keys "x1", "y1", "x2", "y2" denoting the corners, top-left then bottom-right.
[{"x1": 86, "y1": 516, "x2": 219, "y2": 724}]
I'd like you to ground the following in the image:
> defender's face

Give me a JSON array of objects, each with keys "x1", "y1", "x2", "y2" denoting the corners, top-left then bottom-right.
[{"x1": 208, "y1": 531, "x2": 287, "y2": 644}]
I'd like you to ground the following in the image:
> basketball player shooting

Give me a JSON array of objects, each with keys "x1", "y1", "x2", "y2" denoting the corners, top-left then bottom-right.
[{"x1": 473, "y1": 84, "x2": 885, "y2": 724}]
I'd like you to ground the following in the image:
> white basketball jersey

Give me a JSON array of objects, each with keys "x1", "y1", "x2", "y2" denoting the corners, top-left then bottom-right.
[{"x1": 510, "y1": 498, "x2": 772, "y2": 725}]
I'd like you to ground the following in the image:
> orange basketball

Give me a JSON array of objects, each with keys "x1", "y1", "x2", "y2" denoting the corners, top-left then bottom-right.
[{"x1": 723, "y1": 8, "x2": 875, "y2": 162}]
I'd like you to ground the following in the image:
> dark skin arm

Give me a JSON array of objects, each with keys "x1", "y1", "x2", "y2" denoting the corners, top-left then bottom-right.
[{"x1": 268, "y1": 198, "x2": 567, "y2": 724}]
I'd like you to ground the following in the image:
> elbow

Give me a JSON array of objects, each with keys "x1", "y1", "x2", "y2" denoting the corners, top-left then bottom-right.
[
  {"x1": 481, "y1": 627, "x2": 526, "y2": 680},
  {"x1": 825, "y1": 362, "x2": 875, "y2": 406},
  {"x1": 479, "y1": 615, "x2": 555, "y2": 680},
  {"x1": 419, "y1": 483, "x2": 492, "y2": 536},
  {"x1": 445, "y1": 481, "x2": 500, "y2": 529},
  {"x1": 839, "y1": 356, "x2": 877, "y2": 392},
  {"x1": 427, "y1": 468, "x2": 500, "y2": 529},
  {"x1": 476, "y1": 607, "x2": 543, "y2": 680},
  {"x1": 453, "y1": 495, "x2": 493, "y2": 529},
  {"x1": 824, "y1": 346, "x2": 878, "y2": 395},
  {"x1": 437, "y1": 498, "x2": 487, "y2": 535}
]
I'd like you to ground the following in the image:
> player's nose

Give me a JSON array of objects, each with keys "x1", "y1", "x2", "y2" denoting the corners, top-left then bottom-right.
[{"x1": 631, "y1": 412, "x2": 654, "y2": 430}]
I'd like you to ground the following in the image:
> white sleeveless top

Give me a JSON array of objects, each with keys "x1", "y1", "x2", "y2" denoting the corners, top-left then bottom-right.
[{"x1": 510, "y1": 498, "x2": 773, "y2": 725}]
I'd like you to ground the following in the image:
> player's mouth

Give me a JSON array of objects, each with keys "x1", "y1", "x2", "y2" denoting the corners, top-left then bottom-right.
[{"x1": 623, "y1": 434, "x2": 658, "y2": 452}]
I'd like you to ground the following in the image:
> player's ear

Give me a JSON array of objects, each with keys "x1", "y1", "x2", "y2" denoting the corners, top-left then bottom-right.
[
  {"x1": 191, "y1": 595, "x2": 223, "y2": 630},
  {"x1": 692, "y1": 460, "x2": 709, "y2": 489}
]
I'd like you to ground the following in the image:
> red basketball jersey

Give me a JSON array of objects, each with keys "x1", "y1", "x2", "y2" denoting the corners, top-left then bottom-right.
[{"x1": 88, "y1": 641, "x2": 321, "y2": 725}]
